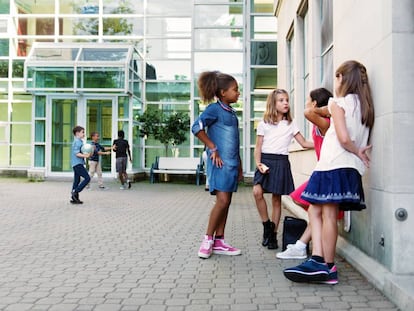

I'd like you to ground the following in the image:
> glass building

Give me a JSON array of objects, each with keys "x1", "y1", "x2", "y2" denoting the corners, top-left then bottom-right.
[{"x1": 0, "y1": 0, "x2": 277, "y2": 178}]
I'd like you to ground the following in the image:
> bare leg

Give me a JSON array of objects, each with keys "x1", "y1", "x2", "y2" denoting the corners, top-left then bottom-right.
[
  {"x1": 309, "y1": 204, "x2": 323, "y2": 257},
  {"x1": 206, "y1": 191, "x2": 232, "y2": 236},
  {"x1": 119, "y1": 172, "x2": 125, "y2": 185},
  {"x1": 271, "y1": 194, "x2": 282, "y2": 231},
  {"x1": 253, "y1": 184, "x2": 269, "y2": 221},
  {"x1": 322, "y1": 203, "x2": 339, "y2": 263},
  {"x1": 299, "y1": 225, "x2": 312, "y2": 244}
]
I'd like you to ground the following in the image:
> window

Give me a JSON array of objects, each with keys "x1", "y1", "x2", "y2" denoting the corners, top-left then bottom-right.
[{"x1": 320, "y1": 0, "x2": 333, "y2": 91}]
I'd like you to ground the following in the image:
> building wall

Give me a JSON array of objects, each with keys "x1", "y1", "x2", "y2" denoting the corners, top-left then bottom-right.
[
  {"x1": 275, "y1": 0, "x2": 414, "y2": 275},
  {"x1": 0, "y1": 0, "x2": 278, "y2": 177}
]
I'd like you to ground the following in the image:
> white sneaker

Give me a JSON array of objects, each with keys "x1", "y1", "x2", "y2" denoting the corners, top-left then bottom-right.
[{"x1": 276, "y1": 244, "x2": 307, "y2": 259}]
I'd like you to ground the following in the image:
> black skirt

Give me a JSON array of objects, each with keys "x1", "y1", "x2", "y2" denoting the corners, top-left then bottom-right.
[{"x1": 253, "y1": 153, "x2": 294, "y2": 195}]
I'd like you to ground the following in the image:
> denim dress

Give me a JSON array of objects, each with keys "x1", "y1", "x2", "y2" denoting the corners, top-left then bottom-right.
[{"x1": 192, "y1": 102, "x2": 240, "y2": 193}]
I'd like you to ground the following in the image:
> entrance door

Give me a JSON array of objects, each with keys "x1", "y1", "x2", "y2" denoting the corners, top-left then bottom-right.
[
  {"x1": 86, "y1": 99, "x2": 113, "y2": 172},
  {"x1": 51, "y1": 98, "x2": 77, "y2": 172}
]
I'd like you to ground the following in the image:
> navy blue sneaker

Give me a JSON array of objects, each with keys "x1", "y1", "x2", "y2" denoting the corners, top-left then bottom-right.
[
  {"x1": 319, "y1": 265, "x2": 338, "y2": 285},
  {"x1": 284, "y1": 258, "x2": 329, "y2": 283}
]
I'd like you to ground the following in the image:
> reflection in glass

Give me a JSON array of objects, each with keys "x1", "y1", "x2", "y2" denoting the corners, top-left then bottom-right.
[
  {"x1": 103, "y1": 0, "x2": 141, "y2": 14},
  {"x1": 194, "y1": 52, "x2": 243, "y2": 75},
  {"x1": 194, "y1": 29, "x2": 243, "y2": 50},
  {"x1": 147, "y1": 17, "x2": 191, "y2": 37},
  {"x1": 146, "y1": 39, "x2": 191, "y2": 59},
  {"x1": 147, "y1": 0, "x2": 192, "y2": 15},
  {"x1": 0, "y1": 59, "x2": 8, "y2": 78},
  {"x1": 146, "y1": 81, "x2": 191, "y2": 102},
  {"x1": 251, "y1": 0, "x2": 274, "y2": 13},
  {"x1": 27, "y1": 68, "x2": 74, "y2": 89},
  {"x1": 16, "y1": 0, "x2": 55, "y2": 14},
  {"x1": 78, "y1": 68, "x2": 125, "y2": 89},
  {"x1": 11, "y1": 124, "x2": 31, "y2": 144},
  {"x1": 251, "y1": 42, "x2": 277, "y2": 65},
  {"x1": 250, "y1": 94, "x2": 268, "y2": 120},
  {"x1": 0, "y1": 39, "x2": 9, "y2": 57},
  {"x1": 12, "y1": 60, "x2": 24, "y2": 78},
  {"x1": 251, "y1": 16, "x2": 277, "y2": 39},
  {"x1": 34, "y1": 145, "x2": 45, "y2": 167},
  {"x1": 35, "y1": 121, "x2": 45, "y2": 142},
  {"x1": 251, "y1": 67, "x2": 277, "y2": 90},
  {"x1": 35, "y1": 96, "x2": 46, "y2": 118},
  {"x1": 0, "y1": 103, "x2": 7, "y2": 121},
  {"x1": 145, "y1": 60, "x2": 190, "y2": 80},
  {"x1": 11, "y1": 145, "x2": 31, "y2": 166},
  {"x1": 194, "y1": 4, "x2": 243, "y2": 27},
  {"x1": 11, "y1": 102, "x2": 31, "y2": 122},
  {"x1": 59, "y1": 0, "x2": 98, "y2": 14}
]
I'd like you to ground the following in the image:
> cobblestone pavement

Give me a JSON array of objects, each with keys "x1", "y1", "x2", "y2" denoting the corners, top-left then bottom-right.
[{"x1": 0, "y1": 178, "x2": 399, "y2": 311}]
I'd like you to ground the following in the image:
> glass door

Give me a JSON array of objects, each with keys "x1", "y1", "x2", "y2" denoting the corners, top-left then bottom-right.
[
  {"x1": 51, "y1": 98, "x2": 77, "y2": 172},
  {"x1": 86, "y1": 98, "x2": 113, "y2": 172}
]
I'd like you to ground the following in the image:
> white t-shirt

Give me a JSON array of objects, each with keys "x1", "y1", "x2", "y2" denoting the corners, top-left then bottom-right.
[
  {"x1": 257, "y1": 120, "x2": 300, "y2": 155},
  {"x1": 315, "y1": 94, "x2": 370, "y2": 175}
]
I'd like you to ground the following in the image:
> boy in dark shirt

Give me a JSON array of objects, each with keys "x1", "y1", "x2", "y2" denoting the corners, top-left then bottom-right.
[
  {"x1": 87, "y1": 132, "x2": 111, "y2": 189},
  {"x1": 112, "y1": 130, "x2": 132, "y2": 190}
]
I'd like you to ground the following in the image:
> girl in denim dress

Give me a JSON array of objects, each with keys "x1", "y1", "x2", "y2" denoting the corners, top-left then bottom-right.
[{"x1": 192, "y1": 71, "x2": 243, "y2": 259}]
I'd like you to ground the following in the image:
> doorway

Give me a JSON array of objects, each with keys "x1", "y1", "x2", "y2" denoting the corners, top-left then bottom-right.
[
  {"x1": 86, "y1": 99, "x2": 113, "y2": 172},
  {"x1": 51, "y1": 98, "x2": 77, "y2": 172},
  {"x1": 49, "y1": 96, "x2": 114, "y2": 174}
]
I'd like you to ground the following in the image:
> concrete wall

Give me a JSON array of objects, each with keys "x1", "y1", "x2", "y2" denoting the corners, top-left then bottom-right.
[{"x1": 275, "y1": 0, "x2": 414, "y2": 275}]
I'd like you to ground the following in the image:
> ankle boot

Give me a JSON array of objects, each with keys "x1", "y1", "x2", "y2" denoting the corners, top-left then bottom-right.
[
  {"x1": 267, "y1": 231, "x2": 278, "y2": 249},
  {"x1": 262, "y1": 221, "x2": 275, "y2": 246}
]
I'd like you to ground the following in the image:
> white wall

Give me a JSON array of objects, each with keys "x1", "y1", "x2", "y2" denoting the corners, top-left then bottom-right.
[{"x1": 276, "y1": 0, "x2": 414, "y2": 274}]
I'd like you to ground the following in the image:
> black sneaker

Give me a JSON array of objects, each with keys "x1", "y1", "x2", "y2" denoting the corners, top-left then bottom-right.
[
  {"x1": 71, "y1": 191, "x2": 83, "y2": 204},
  {"x1": 128, "y1": 180, "x2": 132, "y2": 189}
]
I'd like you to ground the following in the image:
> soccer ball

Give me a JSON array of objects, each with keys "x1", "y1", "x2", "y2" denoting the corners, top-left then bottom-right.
[{"x1": 81, "y1": 143, "x2": 94, "y2": 154}]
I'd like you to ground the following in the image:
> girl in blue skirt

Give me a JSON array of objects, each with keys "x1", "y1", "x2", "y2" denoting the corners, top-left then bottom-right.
[
  {"x1": 253, "y1": 89, "x2": 314, "y2": 249},
  {"x1": 284, "y1": 60, "x2": 375, "y2": 285}
]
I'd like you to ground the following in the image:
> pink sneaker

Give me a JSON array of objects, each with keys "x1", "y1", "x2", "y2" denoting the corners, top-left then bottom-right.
[
  {"x1": 198, "y1": 236, "x2": 213, "y2": 259},
  {"x1": 212, "y1": 239, "x2": 241, "y2": 256}
]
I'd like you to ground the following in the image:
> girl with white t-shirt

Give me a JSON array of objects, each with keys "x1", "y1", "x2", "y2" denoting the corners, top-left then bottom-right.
[
  {"x1": 253, "y1": 89, "x2": 314, "y2": 250},
  {"x1": 284, "y1": 60, "x2": 375, "y2": 285}
]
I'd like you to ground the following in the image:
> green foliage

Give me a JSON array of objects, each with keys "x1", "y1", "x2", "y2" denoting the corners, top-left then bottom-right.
[
  {"x1": 71, "y1": 1, "x2": 134, "y2": 36},
  {"x1": 137, "y1": 108, "x2": 190, "y2": 156}
]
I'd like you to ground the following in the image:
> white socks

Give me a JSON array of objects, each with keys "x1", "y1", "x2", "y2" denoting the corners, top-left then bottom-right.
[{"x1": 295, "y1": 240, "x2": 307, "y2": 251}]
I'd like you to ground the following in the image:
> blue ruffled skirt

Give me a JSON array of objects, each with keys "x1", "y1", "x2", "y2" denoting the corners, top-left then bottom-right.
[{"x1": 301, "y1": 168, "x2": 366, "y2": 211}]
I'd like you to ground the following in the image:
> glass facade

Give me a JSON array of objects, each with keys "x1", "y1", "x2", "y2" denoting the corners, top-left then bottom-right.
[{"x1": 0, "y1": 0, "x2": 277, "y2": 177}]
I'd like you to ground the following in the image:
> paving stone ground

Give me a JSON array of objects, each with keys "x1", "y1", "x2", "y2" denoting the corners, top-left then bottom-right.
[{"x1": 0, "y1": 178, "x2": 399, "y2": 310}]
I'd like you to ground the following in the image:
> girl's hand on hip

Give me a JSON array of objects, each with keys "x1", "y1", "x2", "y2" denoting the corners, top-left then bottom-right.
[
  {"x1": 210, "y1": 151, "x2": 223, "y2": 168},
  {"x1": 359, "y1": 145, "x2": 372, "y2": 168}
]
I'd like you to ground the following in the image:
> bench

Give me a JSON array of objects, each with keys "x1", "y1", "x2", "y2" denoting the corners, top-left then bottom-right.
[{"x1": 150, "y1": 156, "x2": 204, "y2": 185}]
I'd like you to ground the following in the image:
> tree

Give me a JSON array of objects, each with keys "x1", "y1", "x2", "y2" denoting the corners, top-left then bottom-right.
[{"x1": 137, "y1": 109, "x2": 190, "y2": 156}]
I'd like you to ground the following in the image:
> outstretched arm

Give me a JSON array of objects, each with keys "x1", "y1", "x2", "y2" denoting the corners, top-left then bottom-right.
[{"x1": 294, "y1": 132, "x2": 314, "y2": 149}]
